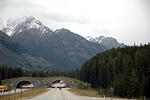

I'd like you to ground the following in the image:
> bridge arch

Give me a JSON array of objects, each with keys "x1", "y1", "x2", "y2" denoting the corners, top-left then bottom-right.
[
  {"x1": 46, "y1": 77, "x2": 75, "y2": 88},
  {"x1": 8, "y1": 78, "x2": 38, "y2": 89}
]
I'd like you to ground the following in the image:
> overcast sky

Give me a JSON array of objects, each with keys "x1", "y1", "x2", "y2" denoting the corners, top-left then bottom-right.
[{"x1": 0, "y1": 0, "x2": 150, "y2": 45}]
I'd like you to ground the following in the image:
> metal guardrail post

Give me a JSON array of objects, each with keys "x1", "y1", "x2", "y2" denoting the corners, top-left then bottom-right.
[
  {"x1": 144, "y1": 96, "x2": 145, "y2": 100},
  {"x1": 9, "y1": 90, "x2": 10, "y2": 100},
  {"x1": 20, "y1": 87, "x2": 22, "y2": 100},
  {"x1": 0, "y1": 91, "x2": 1, "y2": 97},
  {"x1": 15, "y1": 88, "x2": 16, "y2": 100}
]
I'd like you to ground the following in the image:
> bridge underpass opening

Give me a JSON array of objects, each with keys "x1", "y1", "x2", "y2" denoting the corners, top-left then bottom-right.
[
  {"x1": 16, "y1": 81, "x2": 33, "y2": 89},
  {"x1": 50, "y1": 80, "x2": 67, "y2": 88}
]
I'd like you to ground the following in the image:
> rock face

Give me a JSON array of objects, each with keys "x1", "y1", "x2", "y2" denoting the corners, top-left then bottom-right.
[
  {"x1": 38, "y1": 28, "x2": 106, "y2": 70},
  {"x1": 1, "y1": 16, "x2": 125, "y2": 71},
  {"x1": 0, "y1": 30, "x2": 52, "y2": 70},
  {"x1": 0, "y1": 30, "x2": 30, "y2": 68},
  {"x1": 86, "y1": 36, "x2": 125, "y2": 49}
]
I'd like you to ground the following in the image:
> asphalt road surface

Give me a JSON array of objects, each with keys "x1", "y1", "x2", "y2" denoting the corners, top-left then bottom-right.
[{"x1": 24, "y1": 88, "x2": 115, "y2": 100}]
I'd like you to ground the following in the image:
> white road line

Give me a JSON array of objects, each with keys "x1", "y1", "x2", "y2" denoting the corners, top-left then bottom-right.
[
  {"x1": 62, "y1": 89, "x2": 72, "y2": 100},
  {"x1": 66, "y1": 90, "x2": 72, "y2": 100},
  {"x1": 53, "y1": 89, "x2": 59, "y2": 100},
  {"x1": 60, "y1": 90, "x2": 66, "y2": 100}
]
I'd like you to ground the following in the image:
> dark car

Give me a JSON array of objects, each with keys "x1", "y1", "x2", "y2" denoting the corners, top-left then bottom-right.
[{"x1": 59, "y1": 87, "x2": 62, "y2": 90}]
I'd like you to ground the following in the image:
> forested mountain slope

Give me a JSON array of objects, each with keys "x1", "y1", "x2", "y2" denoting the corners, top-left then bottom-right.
[{"x1": 80, "y1": 44, "x2": 150, "y2": 98}]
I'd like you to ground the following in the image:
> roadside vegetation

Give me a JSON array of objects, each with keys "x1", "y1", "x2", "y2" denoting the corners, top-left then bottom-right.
[
  {"x1": 68, "y1": 88, "x2": 101, "y2": 97},
  {"x1": 0, "y1": 88, "x2": 48, "y2": 100},
  {"x1": 69, "y1": 88, "x2": 141, "y2": 100}
]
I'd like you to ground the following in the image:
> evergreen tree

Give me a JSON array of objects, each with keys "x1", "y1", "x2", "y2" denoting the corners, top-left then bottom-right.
[{"x1": 80, "y1": 44, "x2": 150, "y2": 98}]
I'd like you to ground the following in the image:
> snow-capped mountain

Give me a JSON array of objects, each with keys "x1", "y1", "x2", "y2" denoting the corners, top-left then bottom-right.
[
  {"x1": 1, "y1": 16, "x2": 106, "y2": 70},
  {"x1": 1, "y1": 16, "x2": 125, "y2": 70},
  {"x1": 86, "y1": 36, "x2": 107, "y2": 44},
  {"x1": 86, "y1": 36, "x2": 125, "y2": 49},
  {"x1": 1, "y1": 16, "x2": 54, "y2": 59},
  {"x1": 2, "y1": 16, "x2": 52, "y2": 36}
]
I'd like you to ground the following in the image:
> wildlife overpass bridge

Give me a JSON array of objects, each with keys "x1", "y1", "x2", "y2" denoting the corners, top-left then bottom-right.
[{"x1": 6, "y1": 77, "x2": 79, "y2": 89}]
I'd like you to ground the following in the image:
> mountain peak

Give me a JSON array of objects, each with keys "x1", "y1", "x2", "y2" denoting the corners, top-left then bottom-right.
[
  {"x1": 55, "y1": 28, "x2": 71, "y2": 33},
  {"x1": 2, "y1": 16, "x2": 52, "y2": 36},
  {"x1": 86, "y1": 35, "x2": 125, "y2": 49}
]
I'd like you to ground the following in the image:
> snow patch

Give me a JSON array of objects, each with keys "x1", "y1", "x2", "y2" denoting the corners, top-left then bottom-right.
[
  {"x1": 86, "y1": 35, "x2": 107, "y2": 44},
  {"x1": 2, "y1": 16, "x2": 51, "y2": 36}
]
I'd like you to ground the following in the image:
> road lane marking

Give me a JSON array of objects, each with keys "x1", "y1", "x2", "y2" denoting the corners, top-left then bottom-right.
[
  {"x1": 62, "y1": 89, "x2": 72, "y2": 100},
  {"x1": 60, "y1": 90, "x2": 66, "y2": 100},
  {"x1": 53, "y1": 89, "x2": 60, "y2": 100}
]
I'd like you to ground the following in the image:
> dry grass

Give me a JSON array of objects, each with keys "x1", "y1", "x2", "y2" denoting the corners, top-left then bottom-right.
[
  {"x1": 68, "y1": 88, "x2": 102, "y2": 97},
  {"x1": 68, "y1": 88, "x2": 141, "y2": 100},
  {"x1": 0, "y1": 88, "x2": 48, "y2": 100}
]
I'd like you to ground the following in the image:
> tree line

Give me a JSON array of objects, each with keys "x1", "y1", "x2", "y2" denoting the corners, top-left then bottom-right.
[
  {"x1": 80, "y1": 44, "x2": 150, "y2": 98},
  {"x1": 0, "y1": 65, "x2": 79, "y2": 85},
  {"x1": 1, "y1": 44, "x2": 150, "y2": 98}
]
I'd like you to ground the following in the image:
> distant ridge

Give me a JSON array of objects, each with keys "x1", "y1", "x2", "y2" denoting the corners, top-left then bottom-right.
[{"x1": 86, "y1": 35, "x2": 125, "y2": 49}]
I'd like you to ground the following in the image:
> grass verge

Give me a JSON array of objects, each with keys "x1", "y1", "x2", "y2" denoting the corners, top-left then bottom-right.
[
  {"x1": 68, "y1": 88, "x2": 142, "y2": 100},
  {"x1": 68, "y1": 88, "x2": 102, "y2": 97},
  {"x1": 0, "y1": 88, "x2": 48, "y2": 100}
]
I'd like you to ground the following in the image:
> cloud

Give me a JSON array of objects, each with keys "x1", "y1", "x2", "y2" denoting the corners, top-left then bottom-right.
[
  {"x1": 37, "y1": 12, "x2": 88, "y2": 24},
  {"x1": 0, "y1": 0, "x2": 150, "y2": 45}
]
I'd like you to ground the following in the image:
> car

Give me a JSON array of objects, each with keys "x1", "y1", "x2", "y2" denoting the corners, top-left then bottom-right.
[
  {"x1": 0, "y1": 85, "x2": 11, "y2": 92},
  {"x1": 59, "y1": 87, "x2": 62, "y2": 90}
]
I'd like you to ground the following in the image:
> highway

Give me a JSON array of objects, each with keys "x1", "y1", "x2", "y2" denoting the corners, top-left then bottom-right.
[
  {"x1": 24, "y1": 83, "x2": 129, "y2": 100},
  {"x1": 1, "y1": 83, "x2": 130, "y2": 100},
  {"x1": 24, "y1": 86, "x2": 131, "y2": 100},
  {"x1": 24, "y1": 88, "x2": 108, "y2": 100}
]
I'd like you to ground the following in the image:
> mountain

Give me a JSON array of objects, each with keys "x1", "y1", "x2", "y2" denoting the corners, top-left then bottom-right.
[
  {"x1": 2, "y1": 16, "x2": 53, "y2": 36},
  {"x1": 2, "y1": 16, "x2": 126, "y2": 70},
  {"x1": 2, "y1": 16, "x2": 107, "y2": 70},
  {"x1": 40, "y1": 28, "x2": 106, "y2": 70},
  {"x1": 0, "y1": 30, "x2": 52, "y2": 71},
  {"x1": 2, "y1": 16, "x2": 53, "y2": 55},
  {"x1": 86, "y1": 36, "x2": 125, "y2": 49},
  {"x1": 0, "y1": 30, "x2": 30, "y2": 68}
]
